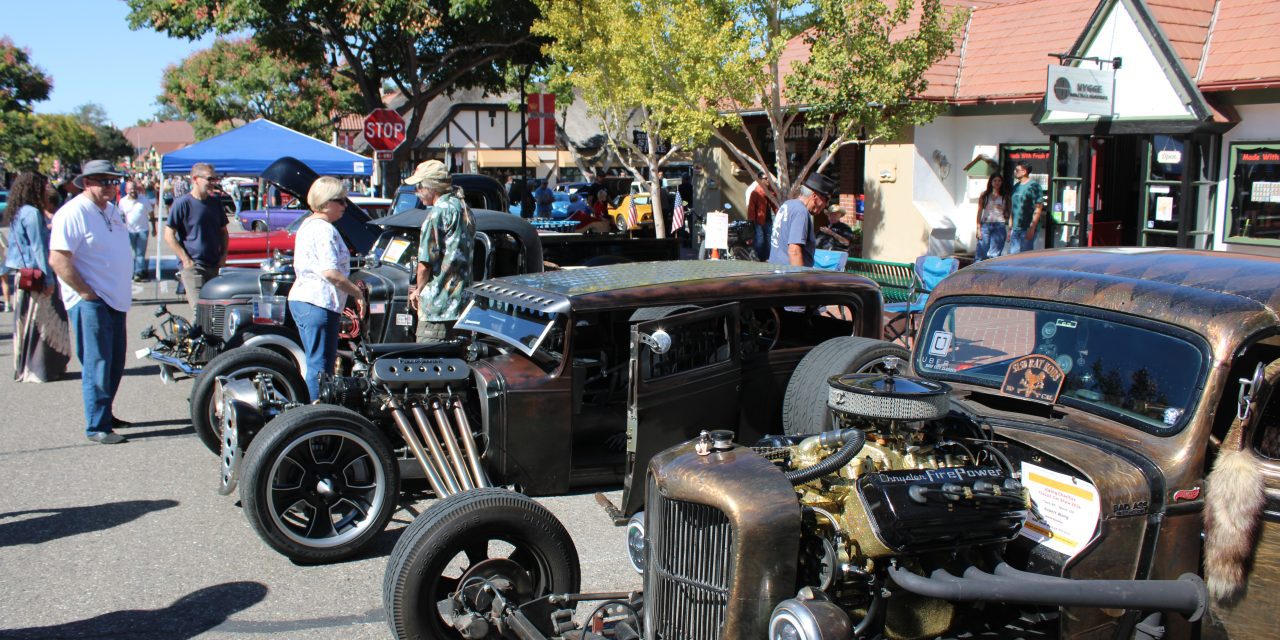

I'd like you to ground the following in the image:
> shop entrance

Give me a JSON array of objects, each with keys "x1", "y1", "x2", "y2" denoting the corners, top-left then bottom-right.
[{"x1": 1088, "y1": 136, "x2": 1142, "y2": 246}]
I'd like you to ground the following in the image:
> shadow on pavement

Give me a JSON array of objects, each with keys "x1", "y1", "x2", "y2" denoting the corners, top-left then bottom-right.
[
  {"x1": 123, "y1": 425, "x2": 195, "y2": 441},
  {"x1": 0, "y1": 581, "x2": 268, "y2": 639},
  {"x1": 0, "y1": 499, "x2": 180, "y2": 547}
]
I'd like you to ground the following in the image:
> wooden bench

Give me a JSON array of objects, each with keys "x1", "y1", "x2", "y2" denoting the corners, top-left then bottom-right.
[{"x1": 845, "y1": 257, "x2": 915, "y2": 303}]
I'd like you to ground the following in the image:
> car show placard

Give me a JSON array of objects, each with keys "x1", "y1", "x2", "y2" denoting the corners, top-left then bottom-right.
[
  {"x1": 1018, "y1": 462, "x2": 1100, "y2": 558},
  {"x1": 704, "y1": 211, "x2": 729, "y2": 250}
]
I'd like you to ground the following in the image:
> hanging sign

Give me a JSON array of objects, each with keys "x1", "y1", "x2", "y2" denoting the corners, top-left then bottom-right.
[{"x1": 1046, "y1": 65, "x2": 1115, "y2": 116}]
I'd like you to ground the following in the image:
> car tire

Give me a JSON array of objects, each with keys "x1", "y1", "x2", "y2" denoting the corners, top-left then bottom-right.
[
  {"x1": 730, "y1": 245, "x2": 756, "y2": 261},
  {"x1": 190, "y1": 347, "x2": 307, "y2": 455},
  {"x1": 782, "y1": 336, "x2": 910, "y2": 436},
  {"x1": 383, "y1": 488, "x2": 581, "y2": 640},
  {"x1": 251, "y1": 220, "x2": 267, "y2": 232},
  {"x1": 240, "y1": 405, "x2": 398, "y2": 563}
]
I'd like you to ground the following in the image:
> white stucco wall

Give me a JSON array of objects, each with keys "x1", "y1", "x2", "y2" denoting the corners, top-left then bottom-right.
[
  {"x1": 909, "y1": 113, "x2": 1046, "y2": 256},
  {"x1": 1217, "y1": 103, "x2": 1280, "y2": 256}
]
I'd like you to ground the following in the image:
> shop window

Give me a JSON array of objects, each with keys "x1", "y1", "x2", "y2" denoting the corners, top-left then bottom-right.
[{"x1": 1227, "y1": 142, "x2": 1280, "y2": 243}]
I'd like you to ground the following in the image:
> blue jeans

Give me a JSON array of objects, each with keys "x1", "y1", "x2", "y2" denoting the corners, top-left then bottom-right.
[
  {"x1": 290, "y1": 300, "x2": 339, "y2": 402},
  {"x1": 974, "y1": 223, "x2": 1007, "y2": 261},
  {"x1": 69, "y1": 300, "x2": 127, "y2": 435},
  {"x1": 753, "y1": 222, "x2": 771, "y2": 261},
  {"x1": 129, "y1": 231, "x2": 148, "y2": 277},
  {"x1": 1007, "y1": 228, "x2": 1032, "y2": 255}
]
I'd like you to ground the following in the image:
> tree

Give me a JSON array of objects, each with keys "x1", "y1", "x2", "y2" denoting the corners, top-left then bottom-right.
[
  {"x1": 0, "y1": 37, "x2": 53, "y2": 172},
  {"x1": 36, "y1": 113, "x2": 98, "y2": 175},
  {"x1": 159, "y1": 38, "x2": 363, "y2": 139},
  {"x1": 535, "y1": 0, "x2": 966, "y2": 215},
  {"x1": 127, "y1": 0, "x2": 547, "y2": 171},
  {"x1": 71, "y1": 103, "x2": 133, "y2": 161}
]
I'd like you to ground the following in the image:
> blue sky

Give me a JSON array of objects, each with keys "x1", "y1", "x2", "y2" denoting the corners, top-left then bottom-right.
[{"x1": 4, "y1": 1, "x2": 221, "y2": 127}]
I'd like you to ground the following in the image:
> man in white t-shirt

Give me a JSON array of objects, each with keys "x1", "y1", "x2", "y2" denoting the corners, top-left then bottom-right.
[
  {"x1": 48, "y1": 160, "x2": 135, "y2": 445},
  {"x1": 120, "y1": 180, "x2": 154, "y2": 281}
]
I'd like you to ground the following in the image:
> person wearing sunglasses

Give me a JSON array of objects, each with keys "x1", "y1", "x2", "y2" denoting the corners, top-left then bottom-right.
[
  {"x1": 165, "y1": 162, "x2": 229, "y2": 312},
  {"x1": 288, "y1": 177, "x2": 366, "y2": 401},
  {"x1": 48, "y1": 160, "x2": 135, "y2": 445}
]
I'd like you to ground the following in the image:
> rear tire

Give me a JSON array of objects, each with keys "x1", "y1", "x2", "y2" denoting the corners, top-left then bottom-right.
[
  {"x1": 190, "y1": 347, "x2": 307, "y2": 454},
  {"x1": 252, "y1": 220, "x2": 268, "y2": 232},
  {"x1": 383, "y1": 488, "x2": 581, "y2": 640},
  {"x1": 782, "y1": 337, "x2": 910, "y2": 436}
]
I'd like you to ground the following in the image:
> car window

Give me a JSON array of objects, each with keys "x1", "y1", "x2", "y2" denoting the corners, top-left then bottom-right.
[
  {"x1": 393, "y1": 191, "x2": 420, "y2": 214},
  {"x1": 916, "y1": 301, "x2": 1206, "y2": 433},
  {"x1": 461, "y1": 189, "x2": 489, "y2": 211}
]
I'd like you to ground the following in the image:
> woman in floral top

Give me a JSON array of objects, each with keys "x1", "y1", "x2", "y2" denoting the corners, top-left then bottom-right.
[{"x1": 287, "y1": 177, "x2": 365, "y2": 400}]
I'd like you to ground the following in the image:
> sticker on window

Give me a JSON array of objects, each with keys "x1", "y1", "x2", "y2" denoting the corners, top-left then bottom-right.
[
  {"x1": 927, "y1": 331, "x2": 953, "y2": 357},
  {"x1": 395, "y1": 313, "x2": 414, "y2": 327},
  {"x1": 383, "y1": 237, "x2": 411, "y2": 263},
  {"x1": 1000, "y1": 354, "x2": 1065, "y2": 404}
]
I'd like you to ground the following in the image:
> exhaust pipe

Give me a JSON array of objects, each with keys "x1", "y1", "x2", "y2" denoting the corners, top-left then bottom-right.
[
  {"x1": 410, "y1": 403, "x2": 463, "y2": 495},
  {"x1": 887, "y1": 564, "x2": 1207, "y2": 622},
  {"x1": 451, "y1": 396, "x2": 490, "y2": 488},
  {"x1": 387, "y1": 397, "x2": 452, "y2": 498},
  {"x1": 431, "y1": 396, "x2": 475, "y2": 491}
]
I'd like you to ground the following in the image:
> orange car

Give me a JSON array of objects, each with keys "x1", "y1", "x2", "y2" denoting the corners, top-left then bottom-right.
[{"x1": 607, "y1": 193, "x2": 655, "y2": 230}]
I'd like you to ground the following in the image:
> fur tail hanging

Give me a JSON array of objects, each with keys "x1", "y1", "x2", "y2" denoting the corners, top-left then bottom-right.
[{"x1": 1203, "y1": 414, "x2": 1266, "y2": 604}]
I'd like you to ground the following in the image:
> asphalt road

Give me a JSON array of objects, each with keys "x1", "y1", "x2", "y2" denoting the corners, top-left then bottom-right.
[{"x1": 0, "y1": 261, "x2": 640, "y2": 639}]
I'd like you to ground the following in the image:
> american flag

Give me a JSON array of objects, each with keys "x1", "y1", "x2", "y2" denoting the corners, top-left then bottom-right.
[
  {"x1": 671, "y1": 197, "x2": 686, "y2": 233},
  {"x1": 627, "y1": 196, "x2": 639, "y2": 229}
]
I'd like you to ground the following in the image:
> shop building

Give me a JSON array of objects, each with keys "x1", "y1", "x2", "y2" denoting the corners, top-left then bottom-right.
[{"x1": 738, "y1": 0, "x2": 1280, "y2": 262}]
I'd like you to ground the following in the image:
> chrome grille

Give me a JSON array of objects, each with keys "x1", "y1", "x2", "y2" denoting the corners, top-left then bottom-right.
[
  {"x1": 646, "y1": 477, "x2": 733, "y2": 640},
  {"x1": 197, "y1": 304, "x2": 226, "y2": 337}
]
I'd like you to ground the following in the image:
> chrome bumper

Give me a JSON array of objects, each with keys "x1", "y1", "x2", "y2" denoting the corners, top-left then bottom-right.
[{"x1": 136, "y1": 347, "x2": 202, "y2": 378}]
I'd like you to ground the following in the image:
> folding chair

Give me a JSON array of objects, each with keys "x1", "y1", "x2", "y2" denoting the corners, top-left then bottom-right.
[{"x1": 884, "y1": 255, "x2": 958, "y2": 347}]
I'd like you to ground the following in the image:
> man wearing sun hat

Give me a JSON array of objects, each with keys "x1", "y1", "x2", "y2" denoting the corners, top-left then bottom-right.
[
  {"x1": 768, "y1": 172, "x2": 837, "y2": 268},
  {"x1": 403, "y1": 160, "x2": 475, "y2": 342},
  {"x1": 48, "y1": 160, "x2": 135, "y2": 445}
]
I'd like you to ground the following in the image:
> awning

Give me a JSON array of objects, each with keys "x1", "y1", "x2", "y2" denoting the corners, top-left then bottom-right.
[{"x1": 474, "y1": 149, "x2": 575, "y2": 168}]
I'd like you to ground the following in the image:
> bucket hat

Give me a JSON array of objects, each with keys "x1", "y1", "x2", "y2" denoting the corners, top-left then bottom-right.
[{"x1": 73, "y1": 159, "x2": 125, "y2": 189}]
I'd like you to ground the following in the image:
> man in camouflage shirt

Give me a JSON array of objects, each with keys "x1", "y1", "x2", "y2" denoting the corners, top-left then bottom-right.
[{"x1": 404, "y1": 160, "x2": 476, "y2": 341}]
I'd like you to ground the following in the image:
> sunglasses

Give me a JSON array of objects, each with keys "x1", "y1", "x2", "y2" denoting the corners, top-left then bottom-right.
[{"x1": 87, "y1": 177, "x2": 121, "y2": 186}]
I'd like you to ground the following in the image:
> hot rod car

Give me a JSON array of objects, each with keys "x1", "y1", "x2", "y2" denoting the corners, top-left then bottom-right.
[
  {"x1": 381, "y1": 248, "x2": 1280, "y2": 640},
  {"x1": 215, "y1": 261, "x2": 905, "y2": 561}
]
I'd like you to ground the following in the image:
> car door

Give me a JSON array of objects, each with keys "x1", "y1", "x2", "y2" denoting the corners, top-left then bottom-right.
[
  {"x1": 1205, "y1": 358, "x2": 1280, "y2": 639},
  {"x1": 621, "y1": 303, "x2": 742, "y2": 515}
]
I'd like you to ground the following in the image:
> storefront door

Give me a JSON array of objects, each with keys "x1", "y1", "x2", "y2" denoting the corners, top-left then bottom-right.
[{"x1": 1089, "y1": 136, "x2": 1143, "y2": 246}]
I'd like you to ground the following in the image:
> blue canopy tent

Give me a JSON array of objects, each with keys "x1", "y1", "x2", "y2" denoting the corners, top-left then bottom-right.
[{"x1": 161, "y1": 119, "x2": 372, "y2": 176}]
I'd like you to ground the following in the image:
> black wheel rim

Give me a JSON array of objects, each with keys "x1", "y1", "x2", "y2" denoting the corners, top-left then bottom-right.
[{"x1": 265, "y1": 428, "x2": 387, "y2": 549}]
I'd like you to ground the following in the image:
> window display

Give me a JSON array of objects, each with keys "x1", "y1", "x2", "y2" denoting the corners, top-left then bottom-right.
[{"x1": 1228, "y1": 142, "x2": 1280, "y2": 242}]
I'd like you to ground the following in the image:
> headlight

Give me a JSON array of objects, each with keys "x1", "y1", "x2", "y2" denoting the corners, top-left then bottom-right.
[
  {"x1": 226, "y1": 308, "x2": 250, "y2": 338},
  {"x1": 768, "y1": 589, "x2": 851, "y2": 640},
  {"x1": 625, "y1": 511, "x2": 646, "y2": 574}
]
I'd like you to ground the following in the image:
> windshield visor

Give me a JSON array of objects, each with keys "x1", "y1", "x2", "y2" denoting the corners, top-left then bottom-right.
[{"x1": 915, "y1": 301, "x2": 1206, "y2": 433}]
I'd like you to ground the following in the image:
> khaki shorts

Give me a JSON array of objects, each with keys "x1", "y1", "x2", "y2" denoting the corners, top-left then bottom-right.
[{"x1": 417, "y1": 321, "x2": 453, "y2": 343}]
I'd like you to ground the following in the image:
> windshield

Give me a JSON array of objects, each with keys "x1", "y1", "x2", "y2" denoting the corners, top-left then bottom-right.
[
  {"x1": 915, "y1": 301, "x2": 1206, "y2": 433},
  {"x1": 455, "y1": 296, "x2": 562, "y2": 358},
  {"x1": 393, "y1": 191, "x2": 420, "y2": 214}
]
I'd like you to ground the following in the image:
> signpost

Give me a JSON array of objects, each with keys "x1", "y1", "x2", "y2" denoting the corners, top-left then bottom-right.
[{"x1": 364, "y1": 108, "x2": 407, "y2": 197}]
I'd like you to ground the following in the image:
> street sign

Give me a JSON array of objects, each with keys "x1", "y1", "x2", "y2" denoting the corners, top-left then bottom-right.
[
  {"x1": 527, "y1": 93, "x2": 556, "y2": 146},
  {"x1": 363, "y1": 108, "x2": 407, "y2": 151},
  {"x1": 374, "y1": 150, "x2": 394, "y2": 161}
]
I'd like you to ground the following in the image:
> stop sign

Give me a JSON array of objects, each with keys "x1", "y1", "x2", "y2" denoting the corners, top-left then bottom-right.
[{"x1": 363, "y1": 108, "x2": 407, "y2": 151}]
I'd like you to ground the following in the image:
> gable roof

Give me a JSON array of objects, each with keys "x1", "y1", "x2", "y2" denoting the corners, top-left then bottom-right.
[{"x1": 1198, "y1": 0, "x2": 1280, "y2": 90}]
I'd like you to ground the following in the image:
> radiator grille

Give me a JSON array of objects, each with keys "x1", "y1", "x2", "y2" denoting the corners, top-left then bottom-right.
[
  {"x1": 647, "y1": 477, "x2": 733, "y2": 640},
  {"x1": 197, "y1": 304, "x2": 226, "y2": 338}
]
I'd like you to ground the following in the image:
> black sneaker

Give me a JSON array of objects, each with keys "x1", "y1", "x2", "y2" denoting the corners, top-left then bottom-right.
[
  {"x1": 111, "y1": 418, "x2": 134, "y2": 429},
  {"x1": 87, "y1": 432, "x2": 126, "y2": 444}
]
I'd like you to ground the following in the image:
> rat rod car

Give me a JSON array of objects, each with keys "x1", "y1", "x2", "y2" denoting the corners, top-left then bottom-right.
[
  {"x1": 381, "y1": 248, "x2": 1280, "y2": 640},
  {"x1": 215, "y1": 261, "x2": 904, "y2": 561}
]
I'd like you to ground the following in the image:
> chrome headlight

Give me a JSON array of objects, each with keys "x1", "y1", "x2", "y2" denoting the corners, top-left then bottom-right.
[
  {"x1": 768, "y1": 589, "x2": 851, "y2": 640},
  {"x1": 225, "y1": 307, "x2": 250, "y2": 338},
  {"x1": 625, "y1": 511, "x2": 646, "y2": 574}
]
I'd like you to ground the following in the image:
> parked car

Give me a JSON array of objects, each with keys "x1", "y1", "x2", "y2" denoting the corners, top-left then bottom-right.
[
  {"x1": 510, "y1": 189, "x2": 571, "y2": 219},
  {"x1": 390, "y1": 174, "x2": 509, "y2": 216},
  {"x1": 607, "y1": 193, "x2": 655, "y2": 230},
  {"x1": 389, "y1": 247, "x2": 1280, "y2": 640},
  {"x1": 225, "y1": 196, "x2": 392, "y2": 265},
  {"x1": 216, "y1": 261, "x2": 898, "y2": 561}
]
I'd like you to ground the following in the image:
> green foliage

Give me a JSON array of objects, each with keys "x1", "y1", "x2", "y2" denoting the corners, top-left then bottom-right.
[
  {"x1": 0, "y1": 112, "x2": 44, "y2": 171},
  {"x1": 0, "y1": 37, "x2": 52, "y2": 114},
  {"x1": 37, "y1": 113, "x2": 99, "y2": 174},
  {"x1": 159, "y1": 38, "x2": 363, "y2": 139}
]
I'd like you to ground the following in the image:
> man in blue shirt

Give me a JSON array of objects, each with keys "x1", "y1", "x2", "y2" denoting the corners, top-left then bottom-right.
[
  {"x1": 1007, "y1": 161, "x2": 1045, "y2": 255},
  {"x1": 532, "y1": 180, "x2": 555, "y2": 219},
  {"x1": 165, "y1": 163, "x2": 229, "y2": 311},
  {"x1": 768, "y1": 172, "x2": 836, "y2": 267}
]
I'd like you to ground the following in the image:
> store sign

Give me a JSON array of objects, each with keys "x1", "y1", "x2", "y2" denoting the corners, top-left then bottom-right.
[
  {"x1": 1157, "y1": 149, "x2": 1182, "y2": 164},
  {"x1": 1046, "y1": 65, "x2": 1115, "y2": 116}
]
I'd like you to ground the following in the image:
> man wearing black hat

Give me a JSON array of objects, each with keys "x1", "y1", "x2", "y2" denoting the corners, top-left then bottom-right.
[
  {"x1": 48, "y1": 160, "x2": 134, "y2": 444},
  {"x1": 768, "y1": 172, "x2": 836, "y2": 268}
]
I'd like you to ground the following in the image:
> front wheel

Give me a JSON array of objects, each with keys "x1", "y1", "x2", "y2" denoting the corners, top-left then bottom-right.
[
  {"x1": 383, "y1": 488, "x2": 581, "y2": 640},
  {"x1": 251, "y1": 220, "x2": 268, "y2": 232},
  {"x1": 190, "y1": 347, "x2": 307, "y2": 454},
  {"x1": 782, "y1": 336, "x2": 910, "y2": 436},
  {"x1": 239, "y1": 405, "x2": 399, "y2": 563}
]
